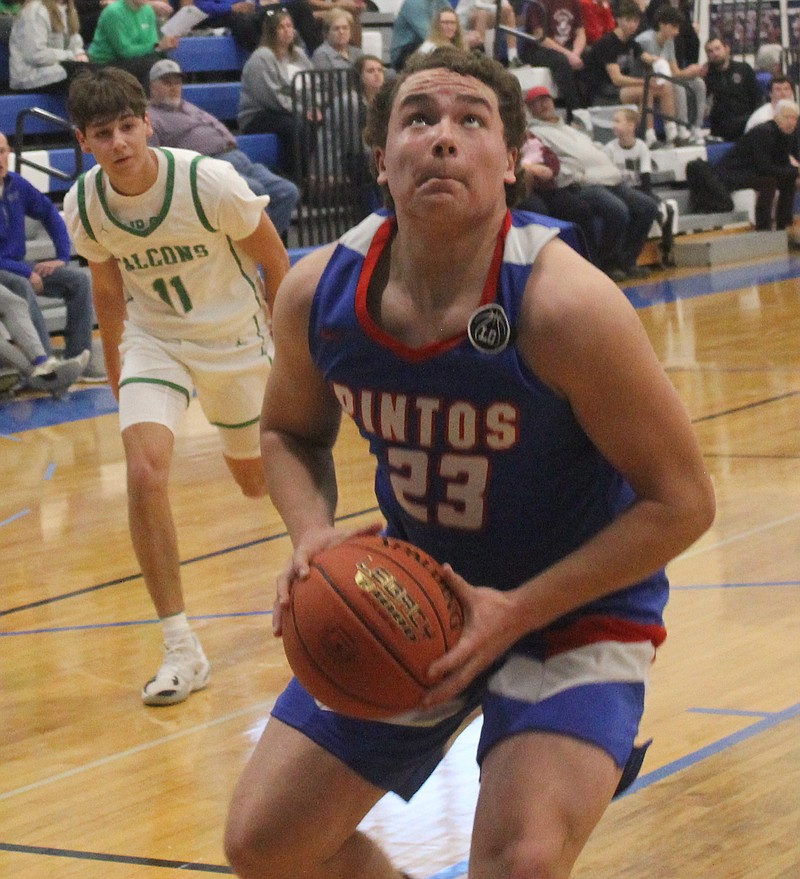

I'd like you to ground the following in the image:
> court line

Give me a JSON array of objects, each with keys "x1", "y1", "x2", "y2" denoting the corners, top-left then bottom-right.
[
  {"x1": 676, "y1": 509, "x2": 800, "y2": 560},
  {"x1": 0, "y1": 508, "x2": 29, "y2": 528},
  {"x1": 673, "y1": 579, "x2": 800, "y2": 589},
  {"x1": 0, "y1": 505, "x2": 379, "y2": 618},
  {"x1": 0, "y1": 699, "x2": 273, "y2": 802},
  {"x1": 1, "y1": 701, "x2": 796, "y2": 877}
]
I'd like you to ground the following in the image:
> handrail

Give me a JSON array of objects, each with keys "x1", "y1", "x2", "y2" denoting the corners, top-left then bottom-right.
[
  {"x1": 637, "y1": 70, "x2": 698, "y2": 140},
  {"x1": 14, "y1": 107, "x2": 82, "y2": 182}
]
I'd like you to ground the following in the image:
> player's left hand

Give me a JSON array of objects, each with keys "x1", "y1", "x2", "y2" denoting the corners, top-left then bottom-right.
[{"x1": 421, "y1": 565, "x2": 519, "y2": 708}]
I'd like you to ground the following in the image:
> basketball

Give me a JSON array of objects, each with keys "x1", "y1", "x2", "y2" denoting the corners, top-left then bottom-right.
[{"x1": 281, "y1": 535, "x2": 464, "y2": 720}]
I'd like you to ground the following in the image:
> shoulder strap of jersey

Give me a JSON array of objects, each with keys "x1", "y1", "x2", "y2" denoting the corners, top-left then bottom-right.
[
  {"x1": 75, "y1": 173, "x2": 98, "y2": 243},
  {"x1": 189, "y1": 154, "x2": 216, "y2": 233}
]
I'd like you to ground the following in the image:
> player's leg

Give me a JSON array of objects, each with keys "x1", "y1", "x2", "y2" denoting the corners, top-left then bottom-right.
[
  {"x1": 225, "y1": 718, "x2": 399, "y2": 879},
  {"x1": 469, "y1": 731, "x2": 621, "y2": 879},
  {"x1": 118, "y1": 334, "x2": 208, "y2": 705},
  {"x1": 223, "y1": 452, "x2": 268, "y2": 498}
]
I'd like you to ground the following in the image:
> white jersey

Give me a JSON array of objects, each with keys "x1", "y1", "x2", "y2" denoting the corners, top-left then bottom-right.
[
  {"x1": 64, "y1": 148, "x2": 271, "y2": 342},
  {"x1": 603, "y1": 138, "x2": 652, "y2": 187}
]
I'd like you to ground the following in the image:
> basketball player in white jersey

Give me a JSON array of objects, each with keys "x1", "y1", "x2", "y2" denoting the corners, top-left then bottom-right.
[{"x1": 63, "y1": 68, "x2": 290, "y2": 706}]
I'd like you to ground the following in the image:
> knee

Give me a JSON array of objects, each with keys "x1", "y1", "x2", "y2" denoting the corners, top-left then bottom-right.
[
  {"x1": 126, "y1": 448, "x2": 171, "y2": 496},
  {"x1": 494, "y1": 837, "x2": 568, "y2": 879},
  {"x1": 224, "y1": 811, "x2": 296, "y2": 879}
]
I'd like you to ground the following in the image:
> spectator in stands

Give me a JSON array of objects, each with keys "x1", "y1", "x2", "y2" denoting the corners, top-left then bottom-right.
[
  {"x1": 635, "y1": 5, "x2": 706, "y2": 144},
  {"x1": 306, "y1": 0, "x2": 365, "y2": 49},
  {"x1": 389, "y1": 0, "x2": 450, "y2": 71},
  {"x1": 0, "y1": 0, "x2": 21, "y2": 44},
  {"x1": 527, "y1": 85, "x2": 659, "y2": 280},
  {"x1": 754, "y1": 43, "x2": 783, "y2": 79},
  {"x1": 75, "y1": 0, "x2": 170, "y2": 48},
  {"x1": 348, "y1": 52, "x2": 383, "y2": 220},
  {"x1": 714, "y1": 100, "x2": 800, "y2": 231},
  {"x1": 9, "y1": 0, "x2": 89, "y2": 92},
  {"x1": 87, "y1": 0, "x2": 178, "y2": 88},
  {"x1": 584, "y1": 0, "x2": 678, "y2": 148},
  {"x1": 0, "y1": 282, "x2": 90, "y2": 392},
  {"x1": 519, "y1": 0, "x2": 587, "y2": 115},
  {"x1": 311, "y1": 7, "x2": 363, "y2": 69},
  {"x1": 238, "y1": 8, "x2": 316, "y2": 175},
  {"x1": 453, "y1": 0, "x2": 520, "y2": 65},
  {"x1": 604, "y1": 106, "x2": 676, "y2": 264},
  {"x1": 746, "y1": 75, "x2": 797, "y2": 133},
  {"x1": 0, "y1": 132, "x2": 101, "y2": 378},
  {"x1": 642, "y1": 0, "x2": 698, "y2": 67},
  {"x1": 516, "y1": 129, "x2": 599, "y2": 262},
  {"x1": 581, "y1": 0, "x2": 615, "y2": 47},
  {"x1": 355, "y1": 51, "x2": 383, "y2": 103},
  {"x1": 703, "y1": 36, "x2": 764, "y2": 142},
  {"x1": 147, "y1": 58, "x2": 300, "y2": 239},
  {"x1": 415, "y1": 6, "x2": 465, "y2": 55}
]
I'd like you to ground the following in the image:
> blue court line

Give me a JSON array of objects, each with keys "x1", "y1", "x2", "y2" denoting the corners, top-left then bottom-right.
[
  {"x1": 0, "y1": 432, "x2": 21, "y2": 441},
  {"x1": 0, "y1": 504, "x2": 380, "y2": 618},
  {"x1": 0, "y1": 385, "x2": 117, "y2": 434},
  {"x1": 0, "y1": 508, "x2": 29, "y2": 528},
  {"x1": 0, "y1": 610, "x2": 271, "y2": 637},
  {"x1": 687, "y1": 707, "x2": 778, "y2": 718},
  {"x1": 43, "y1": 462, "x2": 56, "y2": 481},
  {"x1": 673, "y1": 579, "x2": 800, "y2": 590},
  {"x1": 1, "y1": 701, "x2": 796, "y2": 879},
  {"x1": 623, "y1": 254, "x2": 800, "y2": 309}
]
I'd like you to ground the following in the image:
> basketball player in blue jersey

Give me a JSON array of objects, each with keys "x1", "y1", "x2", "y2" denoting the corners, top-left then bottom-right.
[
  {"x1": 63, "y1": 68, "x2": 290, "y2": 707},
  {"x1": 224, "y1": 49, "x2": 715, "y2": 879}
]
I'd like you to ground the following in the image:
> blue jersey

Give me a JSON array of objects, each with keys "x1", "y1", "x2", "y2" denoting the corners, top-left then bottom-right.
[{"x1": 309, "y1": 210, "x2": 668, "y2": 643}]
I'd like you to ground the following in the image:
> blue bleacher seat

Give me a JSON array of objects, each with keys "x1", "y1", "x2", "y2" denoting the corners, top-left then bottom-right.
[
  {"x1": 181, "y1": 81, "x2": 241, "y2": 126},
  {"x1": 170, "y1": 34, "x2": 249, "y2": 75},
  {"x1": 0, "y1": 92, "x2": 69, "y2": 136},
  {"x1": 236, "y1": 133, "x2": 281, "y2": 172}
]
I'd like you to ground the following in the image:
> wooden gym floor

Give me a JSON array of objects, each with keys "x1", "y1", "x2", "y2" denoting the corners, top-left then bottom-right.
[{"x1": 1, "y1": 253, "x2": 799, "y2": 879}]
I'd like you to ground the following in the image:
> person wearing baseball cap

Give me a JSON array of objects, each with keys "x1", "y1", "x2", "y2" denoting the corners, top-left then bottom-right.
[{"x1": 147, "y1": 58, "x2": 299, "y2": 239}]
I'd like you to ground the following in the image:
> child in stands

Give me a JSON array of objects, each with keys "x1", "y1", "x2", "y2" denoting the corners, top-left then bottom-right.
[{"x1": 604, "y1": 107, "x2": 676, "y2": 265}]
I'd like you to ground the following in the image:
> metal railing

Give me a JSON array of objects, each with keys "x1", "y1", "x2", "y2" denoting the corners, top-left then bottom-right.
[{"x1": 14, "y1": 107, "x2": 82, "y2": 183}]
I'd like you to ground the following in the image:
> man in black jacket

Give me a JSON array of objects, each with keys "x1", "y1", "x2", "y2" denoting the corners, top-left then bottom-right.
[
  {"x1": 714, "y1": 100, "x2": 800, "y2": 230},
  {"x1": 704, "y1": 37, "x2": 764, "y2": 142}
]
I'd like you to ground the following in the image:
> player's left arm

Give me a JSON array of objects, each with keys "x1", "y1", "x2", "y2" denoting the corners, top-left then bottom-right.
[
  {"x1": 236, "y1": 212, "x2": 290, "y2": 313},
  {"x1": 425, "y1": 239, "x2": 715, "y2": 705}
]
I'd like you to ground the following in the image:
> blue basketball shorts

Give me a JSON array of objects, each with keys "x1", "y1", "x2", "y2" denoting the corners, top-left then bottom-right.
[{"x1": 271, "y1": 618, "x2": 661, "y2": 801}]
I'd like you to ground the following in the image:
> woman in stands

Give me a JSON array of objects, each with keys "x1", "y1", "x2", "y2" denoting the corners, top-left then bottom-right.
[
  {"x1": 415, "y1": 6, "x2": 465, "y2": 55},
  {"x1": 239, "y1": 9, "x2": 317, "y2": 177},
  {"x1": 8, "y1": 0, "x2": 89, "y2": 92},
  {"x1": 311, "y1": 7, "x2": 363, "y2": 70}
]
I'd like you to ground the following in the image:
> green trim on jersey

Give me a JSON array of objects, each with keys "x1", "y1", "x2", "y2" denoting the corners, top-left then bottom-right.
[
  {"x1": 190, "y1": 155, "x2": 216, "y2": 233},
  {"x1": 208, "y1": 414, "x2": 261, "y2": 429},
  {"x1": 118, "y1": 376, "x2": 191, "y2": 405},
  {"x1": 95, "y1": 149, "x2": 176, "y2": 238},
  {"x1": 75, "y1": 175, "x2": 98, "y2": 242}
]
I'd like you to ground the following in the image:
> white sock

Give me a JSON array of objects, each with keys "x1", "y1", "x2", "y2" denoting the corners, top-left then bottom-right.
[
  {"x1": 645, "y1": 128, "x2": 657, "y2": 145},
  {"x1": 664, "y1": 121, "x2": 678, "y2": 143},
  {"x1": 507, "y1": 47, "x2": 518, "y2": 61},
  {"x1": 161, "y1": 611, "x2": 192, "y2": 647}
]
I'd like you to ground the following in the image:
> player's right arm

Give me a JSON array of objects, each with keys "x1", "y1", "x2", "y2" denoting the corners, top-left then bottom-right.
[
  {"x1": 261, "y1": 246, "x2": 380, "y2": 632},
  {"x1": 87, "y1": 257, "x2": 127, "y2": 399}
]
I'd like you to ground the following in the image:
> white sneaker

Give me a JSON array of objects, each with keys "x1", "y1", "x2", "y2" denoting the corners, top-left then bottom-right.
[
  {"x1": 141, "y1": 633, "x2": 210, "y2": 706},
  {"x1": 28, "y1": 351, "x2": 91, "y2": 395}
]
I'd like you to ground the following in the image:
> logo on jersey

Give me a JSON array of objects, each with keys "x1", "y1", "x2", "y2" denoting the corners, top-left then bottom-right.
[{"x1": 467, "y1": 304, "x2": 512, "y2": 354}]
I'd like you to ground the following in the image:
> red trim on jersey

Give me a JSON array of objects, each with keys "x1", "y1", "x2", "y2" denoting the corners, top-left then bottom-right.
[
  {"x1": 354, "y1": 212, "x2": 512, "y2": 363},
  {"x1": 544, "y1": 615, "x2": 667, "y2": 657}
]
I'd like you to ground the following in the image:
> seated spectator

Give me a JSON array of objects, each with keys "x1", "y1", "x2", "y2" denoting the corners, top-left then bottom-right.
[
  {"x1": 526, "y1": 85, "x2": 659, "y2": 280},
  {"x1": 519, "y1": 0, "x2": 586, "y2": 115},
  {"x1": 754, "y1": 43, "x2": 782, "y2": 79},
  {"x1": 311, "y1": 7, "x2": 363, "y2": 69},
  {"x1": 389, "y1": 0, "x2": 451, "y2": 71},
  {"x1": 355, "y1": 52, "x2": 384, "y2": 103},
  {"x1": 635, "y1": 5, "x2": 706, "y2": 144},
  {"x1": 454, "y1": 0, "x2": 519, "y2": 65},
  {"x1": 746, "y1": 75, "x2": 797, "y2": 132},
  {"x1": 643, "y1": 0, "x2": 699, "y2": 68},
  {"x1": 516, "y1": 129, "x2": 599, "y2": 261},
  {"x1": 583, "y1": 0, "x2": 678, "y2": 147},
  {"x1": 0, "y1": 282, "x2": 90, "y2": 393},
  {"x1": 87, "y1": 0, "x2": 178, "y2": 88},
  {"x1": 9, "y1": 0, "x2": 90, "y2": 92},
  {"x1": 714, "y1": 101, "x2": 800, "y2": 231},
  {"x1": 0, "y1": 132, "x2": 101, "y2": 379},
  {"x1": 76, "y1": 0, "x2": 170, "y2": 45},
  {"x1": 349, "y1": 52, "x2": 384, "y2": 219},
  {"x1": 147, "y1": 58, "x2": 300, "y2": 240},
  {"x1": 306, "y1": 0, "x2": 365, "y2": 48},
  {"x1": 703, "y1": 36, "x2": 764, "y2": 142},
  {"x1": 581, "y1": 0, "x2": 615, "y2": 46},
  {"x1": 415, "y1": 6, "x2": 465, "y2": 55},
  {"x1": 604, "y1": 106, "x2": 676, "y2": 264},
  {"x1": 0, "y1": 0, "x2": 21, "y2": 44},
  {"x1": 238, "y1": 9, "x2": 316, "y2": 175}
]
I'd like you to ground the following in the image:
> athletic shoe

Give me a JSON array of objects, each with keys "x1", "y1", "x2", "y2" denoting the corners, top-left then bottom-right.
[
  {"x1": 141, "y1": 633, "x2": 211, "y2": 706},
  {"x1": 78, "y1": 354, "x2": 108, "y2": 383},
  {"x1": 29, "y1": 350, "x2": 91, "y2": 395}
]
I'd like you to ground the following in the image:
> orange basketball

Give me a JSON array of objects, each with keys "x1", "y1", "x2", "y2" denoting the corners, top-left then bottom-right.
[{"x1": 281, "y1": 535, "x2": 464, "y2": 719}]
